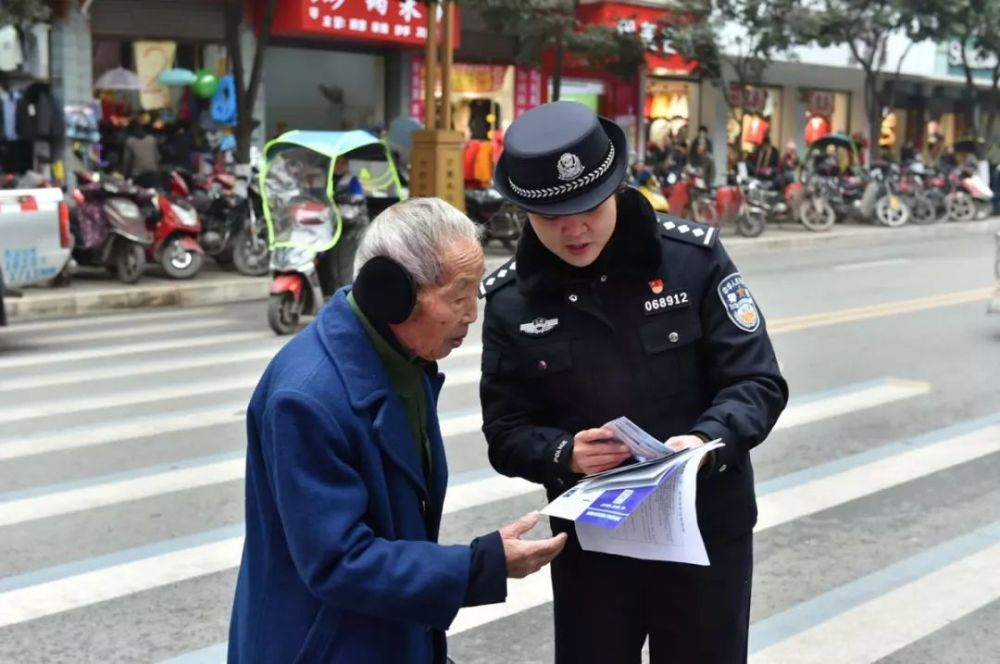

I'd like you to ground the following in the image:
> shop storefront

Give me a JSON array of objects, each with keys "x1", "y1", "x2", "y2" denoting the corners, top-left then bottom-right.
[
  {"x1": 407, "y1": 58, "x2": 541, "y2": 186},
  {"x1": 0, "y1": 18, "x2": 58, "y2": 178},
  {"x1": 561, "y1": 1, "x2": 699, "y2": 160}
]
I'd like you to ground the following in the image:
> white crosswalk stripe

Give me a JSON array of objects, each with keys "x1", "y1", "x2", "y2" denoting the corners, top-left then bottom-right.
[
  {"x1": 0, "y1": 299, "x2": 996, "y2": 664},
  {"x1": 0, "y1": 306, "x2": 227, "y2": 334}
]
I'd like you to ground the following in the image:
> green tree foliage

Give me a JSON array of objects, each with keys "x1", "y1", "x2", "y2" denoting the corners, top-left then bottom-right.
[
  {"x1": 793, "y1": 0, "x2": 906, "y2": 150},
  {"x1": 664, "y1": 0, "x2": 802, "y2": 151},
  {"x1": 466, "y1": 0, "x2": 646, "y2": 100},
  {"x1": 0, "y1": 0, "x2": 50, "y2": 28},
  {"x1": 902, "y1": 0, "x2": 1000, "y2": 138}
]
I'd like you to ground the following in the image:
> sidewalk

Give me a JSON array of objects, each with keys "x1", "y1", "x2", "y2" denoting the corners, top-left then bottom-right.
[
  {"x1": 6, "y1": 217, "x2": 1000, "y2": 323},
  {"x1": 5, "y1": 265, "x2": 268, "y2": 322}
]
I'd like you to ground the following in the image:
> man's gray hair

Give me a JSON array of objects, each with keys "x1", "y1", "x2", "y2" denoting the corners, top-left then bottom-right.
[{"x1": 354, "y1": 197, "x2": 481, "y2": 288}]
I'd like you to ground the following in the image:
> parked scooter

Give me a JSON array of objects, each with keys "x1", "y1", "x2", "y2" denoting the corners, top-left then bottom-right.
[
  {"x1": 945, "y1": 163, "x2": 994, "y2": 222},
  {"x1": 262, "y1": 130, "x2": 405, "y2": 335},
  {"x1": 147, "y1": 171, "x2": 204, "y2": 279},
  {"x1": 182, "y1": 168, "x2": 269, "y2": 275},
  {"x1": 70, "y1": 174, "x2": 154, "y2": 284},
  {"x1": 465, "y1": 186, "x2": 526, "y2": 251},
  {"x1": 663, "y1": 165, "x2": 717, "y2": 225}
]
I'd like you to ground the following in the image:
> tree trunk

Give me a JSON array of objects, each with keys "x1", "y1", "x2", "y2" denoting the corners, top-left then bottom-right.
[
  {"x1": 959, "y1": 40, "x2": 981, "y2": 137},
  {"x1": 227, "y1": 0, "x2": 278, "y2": 164},
  {"x1": 551, "y1": 29, "x2": 564, "y2": 102}
]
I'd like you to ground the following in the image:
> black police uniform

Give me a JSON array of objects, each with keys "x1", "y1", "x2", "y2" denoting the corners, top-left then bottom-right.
[{"x1": 479, "y1": 188, "x2": 789, "y2": 664}]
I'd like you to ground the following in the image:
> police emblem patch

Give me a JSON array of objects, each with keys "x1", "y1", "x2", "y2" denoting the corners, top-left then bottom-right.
[
  {"x1": 649, "y1": 279, "x2": 664, "y2": 294},
  {"x1": 556, "y1": 153, "x2": 585, "y2": 181},
  {"x1": 718, "y1": 273, "x2": 760, "y2": 332},
  {"x1": 519, "y1": 317, "x2": 560, "y2": 336}
]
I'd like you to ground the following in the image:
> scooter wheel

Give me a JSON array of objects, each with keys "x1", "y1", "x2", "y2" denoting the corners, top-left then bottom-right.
[
  {"x1": 876, "y1": 195, "x2": 910, "y2": 228},
  {"x1": 268, "y1": 292, "x2": 302, "y2": 335},
  {"x1": 946, "y1": 192, "x2": 977, "y2": 223},
  {"x1": 161, "y1": 239, "x2": 204, "y2": 279},
  {"x1": 232, "y1": 228, "x2": 270, "y2": 277},
  {"x1": 735, "y1": 209, "x2": 766, "y2": 238},
  {"x1": 799, "y1": 197, "x2": 837, "y2": 232},
  {"x1": 115, "y1": 242, "x2": 145, "y2": 284}
]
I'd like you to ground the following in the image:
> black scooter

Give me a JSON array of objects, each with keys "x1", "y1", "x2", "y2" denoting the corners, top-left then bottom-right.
[{"x1": 465, "y1": 186, "x2": 525, "y2": 252}]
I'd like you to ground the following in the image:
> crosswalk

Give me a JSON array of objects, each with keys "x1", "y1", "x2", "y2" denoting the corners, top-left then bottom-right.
[{"x1": 0, "y1": 296, "x2": 997, "y2": 663}]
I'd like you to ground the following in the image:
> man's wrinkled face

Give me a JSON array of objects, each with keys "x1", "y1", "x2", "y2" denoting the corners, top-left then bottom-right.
[
  {"x1": 526, "y1": 193, "x2": 617, "y2": 268},
  {"x1": 392, "y1": 238, "x2": 485, "y2": 361}
]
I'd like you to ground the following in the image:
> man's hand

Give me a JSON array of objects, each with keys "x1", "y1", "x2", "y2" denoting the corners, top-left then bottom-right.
[
  {"x1": 665, "y1": 435, "x2": 710, "y2": 468},
  {"x1": 500, "y1": 512, "x2": 568, "y2": 579},
  {"x1": 569, "y1": 428, "x2": 630, "y2": 475}
]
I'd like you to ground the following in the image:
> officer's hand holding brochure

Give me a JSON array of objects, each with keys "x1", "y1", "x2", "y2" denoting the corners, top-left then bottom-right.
[{"x1": 541, "y1": 417, "x2": 723, "y2": 566}]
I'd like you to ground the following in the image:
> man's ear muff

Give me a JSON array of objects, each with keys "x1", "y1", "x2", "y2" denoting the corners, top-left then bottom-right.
[{"x1": 353, "y1": 256, "x2": 417, "y2": 325}]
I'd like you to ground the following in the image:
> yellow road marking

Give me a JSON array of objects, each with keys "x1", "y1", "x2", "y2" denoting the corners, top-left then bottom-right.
[{"x1": 769, "y1": 287, "x2": 993, "y2": 334}]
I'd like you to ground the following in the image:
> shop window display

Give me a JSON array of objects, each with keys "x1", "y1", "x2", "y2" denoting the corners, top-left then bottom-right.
[{"x1": 726, "y1": 85, "x2": 782, "y2": 165}]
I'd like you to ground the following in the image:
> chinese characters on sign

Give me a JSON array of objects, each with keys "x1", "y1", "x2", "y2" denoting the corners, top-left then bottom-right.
[
  {"x1": 279, "y1": 0, "x2": 456, "y2": 47},
  {"x1": 514, "y1": 67, "x2": 543, "y2": 119},
  {"x1": 616, "y1": 17, "x2": 673, "y2": 56},
  {"x1": 409, "y1": 59, "x2": 510, "y2": 120}
]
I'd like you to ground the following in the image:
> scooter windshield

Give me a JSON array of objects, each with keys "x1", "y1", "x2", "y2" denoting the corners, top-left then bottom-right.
[{"x1": 263, "y1": 147, "x2": 336, "y2": 252}]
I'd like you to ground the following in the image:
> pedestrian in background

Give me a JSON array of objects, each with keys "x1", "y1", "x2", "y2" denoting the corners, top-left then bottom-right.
[
  {"x1": 479, "y1": 101, "x2": 788, "y2": 664},
  {"x1": 122, "y1": 120, "x2": 160, "y2": 188}
]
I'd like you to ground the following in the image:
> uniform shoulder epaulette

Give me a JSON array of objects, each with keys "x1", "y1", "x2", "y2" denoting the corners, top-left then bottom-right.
[
  {"x1": 478, "y1": 257, "x2": 517, "y2": 299},
  {"x1": 655, "y1": 212, "x2": 718, "y2": 249}
]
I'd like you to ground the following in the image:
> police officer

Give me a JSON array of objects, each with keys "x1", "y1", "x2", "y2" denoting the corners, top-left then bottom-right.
[{"x1": 478, "y1": 101, "x2": 789, "y2": 664}]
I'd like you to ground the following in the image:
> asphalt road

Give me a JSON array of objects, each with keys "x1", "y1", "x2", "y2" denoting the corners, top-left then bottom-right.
[{"x1": 0, "y1": 231, "x2": 998, "y2": 664}]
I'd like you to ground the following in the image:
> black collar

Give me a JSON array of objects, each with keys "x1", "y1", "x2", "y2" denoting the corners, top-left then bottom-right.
[{"x1": 515, "y1": 187, "x2": 662, "y2": 297}]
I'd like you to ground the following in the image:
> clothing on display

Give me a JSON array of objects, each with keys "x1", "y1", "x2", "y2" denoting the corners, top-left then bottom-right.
[
  {"x1": 0, "y1": 26, "x2": 24, "y2": 73},
  {"x1": 22, "y1": 25, "x2": 50, "y2": 79},
  {"x1": 744, "y1": 116, "x2": 770, "y2": 146},
  {"x1": 0, "y1": 89, "x2": 23, "y2": 141},
  {"x1": 805, "y1": 116, "x2": 831, "y2": 145},
  {"x1": 15, "y1": 82, "x2": 63, "y2": 141}
]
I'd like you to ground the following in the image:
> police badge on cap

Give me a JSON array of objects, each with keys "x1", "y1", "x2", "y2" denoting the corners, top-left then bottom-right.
[{"x1": 494, "y1": 101, "x2": 629, "y2": 216}]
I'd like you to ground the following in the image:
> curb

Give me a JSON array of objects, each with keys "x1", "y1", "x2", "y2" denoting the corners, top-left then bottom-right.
[
  {"x1": 8, "y1": 219, "x2": 998, "y2": 323},
  {"x1": 7, "y1": 277, "x2": 269, "y2": 322},
  {"x1": 723, "y1": 218, "x2": 1000, "y2": 255}
]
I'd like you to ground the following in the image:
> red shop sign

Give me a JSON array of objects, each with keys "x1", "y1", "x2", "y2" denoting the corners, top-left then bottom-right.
[
  {"x1": 514, "y1": 67, "x2": 543, "y2": 119},
  {"x1": 575, "y1": 1, "x2": 698, "y2": 75},
  {"x1": 268, "y1": 0, "x2": 460, "y2": 48}
]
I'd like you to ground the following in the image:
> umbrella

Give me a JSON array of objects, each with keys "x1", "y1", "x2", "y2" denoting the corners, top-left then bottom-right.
[
  {"x1": 158, "y1": 68, "x2": 197, "y2": 86},
  {"x1": 94, "y1": 66, "x2": 142, "y2": 91},
  {"x1": 388, "y1": 116, "x2": 422, "y2": 150}
]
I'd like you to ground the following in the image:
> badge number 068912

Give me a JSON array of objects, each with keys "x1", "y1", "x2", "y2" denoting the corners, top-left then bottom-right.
[{"x1": 643, "y1": 290, "x2": 690, "y2": 315}]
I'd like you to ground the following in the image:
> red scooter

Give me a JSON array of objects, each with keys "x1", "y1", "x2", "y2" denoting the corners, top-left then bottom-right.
[{"x1": 147, "y1": 171, "x2": 205, "y2": 279}]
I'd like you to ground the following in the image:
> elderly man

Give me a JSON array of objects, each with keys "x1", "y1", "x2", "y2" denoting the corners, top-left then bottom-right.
[{"x1": 229, "y1": 197, "x2": 566, "y2": 663}]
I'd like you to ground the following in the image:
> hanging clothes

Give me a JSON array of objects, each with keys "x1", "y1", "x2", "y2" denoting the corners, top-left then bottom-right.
[
  {"x1": 0, "y1": 89, "x2": 23, "y2": 141},
  {"x1": 744, "y1": 116, "x2": 770, "y2": 146},
  {"x1": 0, "y1": 26, "x2": 24, "y2": 73},
  {"x1": 473, "y1": 141, "x2": 494, "y2": 186},
  {"x1": 464, "y1": 140, "x2": 482, "y2": 183},
  {"x1": 23, "y1": 24, "x2": 50, "y2": 79},
  {"x1": 16, "y1": 83, "x2": 63, "y2": 141},
  {"x1": 805, "y1": 116, "x2": 831, "y2": 145}
]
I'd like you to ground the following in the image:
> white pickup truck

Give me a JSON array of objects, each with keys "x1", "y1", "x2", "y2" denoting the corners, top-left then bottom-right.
[{"x1": 0, "y1": 187, "x2": 73, "y2": 326}]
